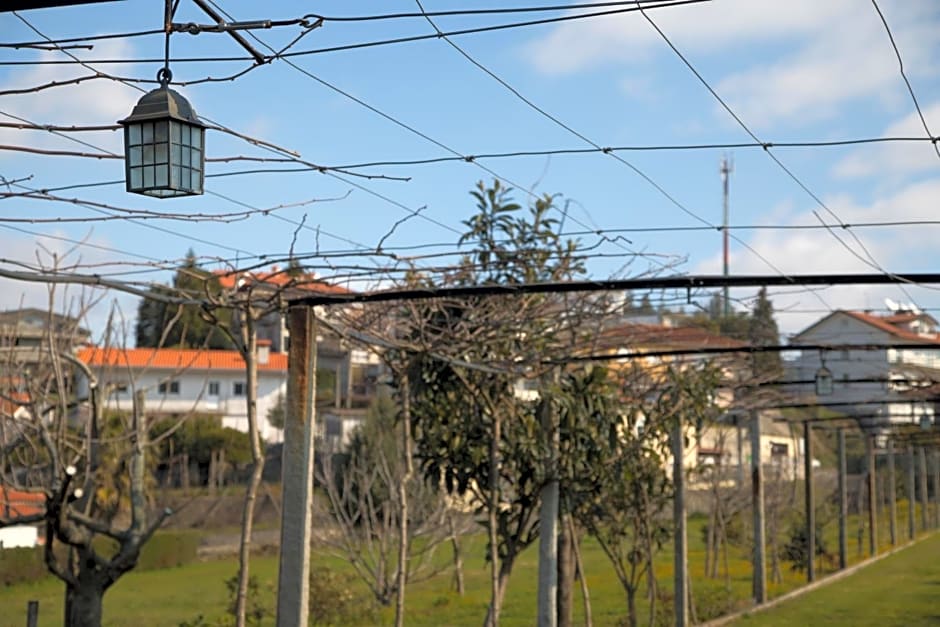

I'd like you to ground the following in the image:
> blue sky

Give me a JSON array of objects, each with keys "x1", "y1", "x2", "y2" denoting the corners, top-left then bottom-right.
[{"x1": 1, "y1": 0, "x2": 939, "y2": 338}]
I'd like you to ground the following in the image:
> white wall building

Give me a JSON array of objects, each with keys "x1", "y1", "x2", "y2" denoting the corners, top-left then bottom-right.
[
  {"x1": 77, "y1": 343, "x2": 288, "y2": 442},
  {"x1": 787, "y1": 309, "x2": 940, "y2": 433}
]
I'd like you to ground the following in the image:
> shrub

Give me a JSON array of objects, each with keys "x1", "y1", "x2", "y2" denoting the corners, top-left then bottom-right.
[
  {"x1": 782, "y1": 522, "x2": 830, "y2": 572},
  {"x1": 0, "y1": 546, "x2": 47, "y2": 587},
  {"x1": 694, "y1": 582, "x2": 741, "y2": 622},
  {"x1": 309, "y1": 565, "x2": 377, "y2": 626}
]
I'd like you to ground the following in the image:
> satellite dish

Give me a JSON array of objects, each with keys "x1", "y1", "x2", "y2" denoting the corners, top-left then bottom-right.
[{"x1": 885, "y1": 298, "x2": 899, "y2": 312}]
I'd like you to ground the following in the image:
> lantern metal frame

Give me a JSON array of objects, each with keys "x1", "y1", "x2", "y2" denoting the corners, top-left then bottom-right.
[
  {"x1": 119, "y1": 68, "x2": 206, "y2": 198},
  {"x1": 815, "y1": 352, "x2": 833, "y2": 396}
]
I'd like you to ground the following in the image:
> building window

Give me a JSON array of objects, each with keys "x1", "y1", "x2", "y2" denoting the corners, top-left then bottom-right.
[
  {"x1": 158, "y1": 380, "x2": 180, "y2": 395},
  {"x1": 233, "y1": 381, "x2": 246, "y2": 396},
  {"x1": 208, "y1": 381, "x2": 220, "y2": 396}
]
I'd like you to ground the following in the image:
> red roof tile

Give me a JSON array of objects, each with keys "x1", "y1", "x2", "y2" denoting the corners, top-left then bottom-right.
[
  {"x1": 0, "y1": 487, "x2": 44, "y2": 518},
  {"x1": 214, "y1": 269, "x2": 353, "y2": 295},
  {"x1": 597, "y1": 323, "x2": 746, "y2": 351},
  {"x1": 77, "y1": 346, "x2": 287, "y2": 372},
  {"x1": 842, "y1": 311, "x2": 940, "y2": 345}
]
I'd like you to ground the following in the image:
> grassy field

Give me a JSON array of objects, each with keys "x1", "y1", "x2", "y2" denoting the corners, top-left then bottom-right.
[
  {"x1": 0, "y1": 506, "x2": 934, "y2": 626},
  {"x1": 733, "y1": 531, "x2": 940, "y2": 626}
]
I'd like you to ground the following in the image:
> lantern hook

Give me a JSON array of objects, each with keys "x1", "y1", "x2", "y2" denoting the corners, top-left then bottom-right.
[{"x1": 156, "y1": 67, "x2": 173, "y2": 87}]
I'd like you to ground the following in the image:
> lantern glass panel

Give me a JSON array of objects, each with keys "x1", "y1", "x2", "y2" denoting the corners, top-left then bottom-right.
[{"x1": 815, "y1": 367, "x2": 833, "y2": 396}]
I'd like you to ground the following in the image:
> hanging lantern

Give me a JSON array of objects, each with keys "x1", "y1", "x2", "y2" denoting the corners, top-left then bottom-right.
[
  {"x1": 119, "y1": 69, "x2": 205, "y2": 198},
  {"x1": 815, "y1": 366, "x2": 833, "y2": 396}
]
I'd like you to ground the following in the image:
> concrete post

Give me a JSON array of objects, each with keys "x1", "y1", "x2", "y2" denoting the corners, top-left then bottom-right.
[
  {"x1": 837, "y1": 428, "x2": 847, "y2": 569},
  {"x1": 919, "y1": 446, "x2": 929, "y2": 532},
  {"x1": 804, "y1": 421, "x2": 815, "y2": 582},
  {"x1": 930, "y1": 449, "x2": 940, "y2": 527},
  {"x1": 276, "y1": 306, "x2": 318, "y2": 627},
  {"x1": 907, "y1": 444, "x2": 916, "y2": 540},
  {"x1": 673, "y1": 418, "x2": 688, "y2": 627},
  {"x1": 887, "y1": 440, "x2": 897, "y2": 546},
  {"x1": 867, "y1": 435, "x2": 877, "y2": 557},
  {"x1": 538, "y1": 386, "x2": 558, "y2": 627},
  {"x1": 750, "y1": 410, "x2": 766, "y2": 603}
]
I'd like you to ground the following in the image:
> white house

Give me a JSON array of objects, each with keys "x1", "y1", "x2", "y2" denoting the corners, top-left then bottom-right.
[
  {"x1": 77, "y1": 343, "x2": 288, "y2": 442},
  {"x1": 787, "y1": 308, "x2": 940, "y2": 433},
  {"x1": 0, "y1": 487, "x2": 43, "y2": 549}
]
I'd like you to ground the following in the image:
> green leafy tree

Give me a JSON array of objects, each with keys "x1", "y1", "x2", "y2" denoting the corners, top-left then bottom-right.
[
  {"x1": 748, "y1": 287, "x2": 782, "y2": 379},
  {"x1": 135, "y1": 250, "x2": 233, "y2": 349},
  {"x1": 402, "y1": 180, "x2": 588, "y2": 626},
  {"x1": 564, "y1": 362, "x2": 721, "y2": 627}
]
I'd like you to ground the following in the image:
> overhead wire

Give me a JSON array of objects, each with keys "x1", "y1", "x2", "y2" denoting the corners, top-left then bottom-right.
[
  {"x1": 412, "y1": 0, "x2": 802, "y2": 289},
  {"x1": 634, "y1": 3, "x2": 923, "y2": 306},
  {"x1": 0, "y1": 0, "x2": 711, "y2": 67},
  {"x1": 869, "y1": 0, "x2": 940, "y2": 163}
]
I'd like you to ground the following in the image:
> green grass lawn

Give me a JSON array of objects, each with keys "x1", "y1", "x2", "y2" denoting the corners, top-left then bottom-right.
[
  {"x1": 0, "y1": 510, "x2": 934, "y2": 627},
  {"x1": 733, "y1": 531, "x2": 940, "y2": 626}
]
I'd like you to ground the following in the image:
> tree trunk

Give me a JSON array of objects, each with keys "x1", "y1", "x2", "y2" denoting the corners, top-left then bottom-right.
[
  {"x1": 483, "y1": 557, "x2": 514, "y2": 627},
  {"x1": 557, "y1": 512, "x2": 574, "y2": 627},
  {"x1": 208, "y1": 450, "x2": 217, "y2": 495},
  {"x1": 394, "y1": 374, "x2": 413, "y2": 627},
  {"x1": 218, "y1": 447, "x2": 226, "y2": 489},
  {"x1": 235, "y1": 317, "x2": 264, "y2": 627},
  {"x1": 485, "y1": 410, "x2": 501, "y2": 627},
  {"x1": 569, "y1": 520, "x2": 592, "y2": 627},
  {"x1": 181, "y1": 451, "x2": 190, "y2": 489},
  {"x1": 448, "y1": 514, "x2": 466, "y2": 596},
  {"x1": 626, "y1": 587, "x2": 638, "y2": 627},
  {"x1": 66, "y1": 581, "x2": 104, "y2": 627}
]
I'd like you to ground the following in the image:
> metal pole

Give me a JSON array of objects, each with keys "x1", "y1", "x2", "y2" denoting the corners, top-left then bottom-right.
[
  {"x1": 750, "y1": 410, "x2": 766, "y2": 603},
  {"x1": 276, "y1": 306, "x2": 318, "y2": 627},
  {"x1": 720, "y1": 156, "x2": 732, "y2": 317},
  {"x1": 736, "y1": 415, "x2": 744, "y2": 488},
  {"x1": 26, "y1": 601, "x2": 38, "y2": 627},
  {"x1": 537, "y1": 379, "x2": 558, "y2": 627},
  {"x1": 887, "y1": 440, "x2": 897, "y2": 546},
  {"x1": 866, "y1": 435, "x2": 877, "y2": 556},
  {"x1": 919, "y1": 446, "x2": 929, "y2": 532},
  {"x1": 837, "y1": 428, "x2": 847, "y2": 569},
  {"x1": 803, "y1": 421, "x2": 815, "y2": 582},
  {"x1": 908, "y1": 444, "x2": 916, "y2": 540},
  {"x1": 673, "y1": 418, "x2": 688, "y2": 627}
]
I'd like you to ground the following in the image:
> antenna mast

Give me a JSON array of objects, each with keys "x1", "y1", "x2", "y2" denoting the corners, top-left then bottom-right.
[{"x1": 720, "y1": 155, "x2": 733, "y2": 317}]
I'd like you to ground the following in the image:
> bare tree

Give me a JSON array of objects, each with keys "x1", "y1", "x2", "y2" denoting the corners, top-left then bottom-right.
[
  {"x1": 0, "y1": 295, "x2": 171, "y2": 627},
  {"x1": 314, "y1": 390, "x2": 458, "y2": 615}
]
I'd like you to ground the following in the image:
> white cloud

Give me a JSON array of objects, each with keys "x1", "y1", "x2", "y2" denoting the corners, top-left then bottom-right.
[
  {"x1": 525, "y1": 0, "x2": 940, "y2": 128},
  {"x1": 0, "y1": 40, "x2": 140, "y2": 157},
  {"x1": 694, "y1": 178, "x2": 940, "y2": 333},
  {"x1": 834, "y1": 101, "x2": 940, "y2": 179},
  {"x1": 0, "y1": 231, "x2": 138, "y2": 342}
]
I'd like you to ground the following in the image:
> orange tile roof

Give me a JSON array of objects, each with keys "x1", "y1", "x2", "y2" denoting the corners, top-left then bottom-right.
[
  {"x1": 214, "y1": 268, "x2": 353, "y2": 295},
  {"x1": 77, "y1": 346, "x2": 287, "y2": 372},
  {"x1": 597, "y1": 323, "x2": 746, "y2": 352},
  {"x1": 842, "y1": 311, "x2": 940, "y2": 345},
  {"x1": 0, "y1": 487, "x2": 44, "y2": 518}
]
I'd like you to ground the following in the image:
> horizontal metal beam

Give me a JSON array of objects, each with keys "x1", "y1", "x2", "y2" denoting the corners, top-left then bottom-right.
[
  {"x1": 2, "y1": 0, "x2": 119, "y2": 11},
  {"x1": 291, "y1": 272, "x2": 940, "y2": 307}
]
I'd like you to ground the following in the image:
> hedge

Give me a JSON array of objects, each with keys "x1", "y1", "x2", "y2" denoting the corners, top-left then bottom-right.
[{"x1": 0, "y1": 530, "x2": 201, "y2": 587}]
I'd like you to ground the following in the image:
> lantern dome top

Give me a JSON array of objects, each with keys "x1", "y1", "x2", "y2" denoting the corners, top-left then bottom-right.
[{"x1": 119, "y1": 86, "x2": 204, "y2": 127}]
